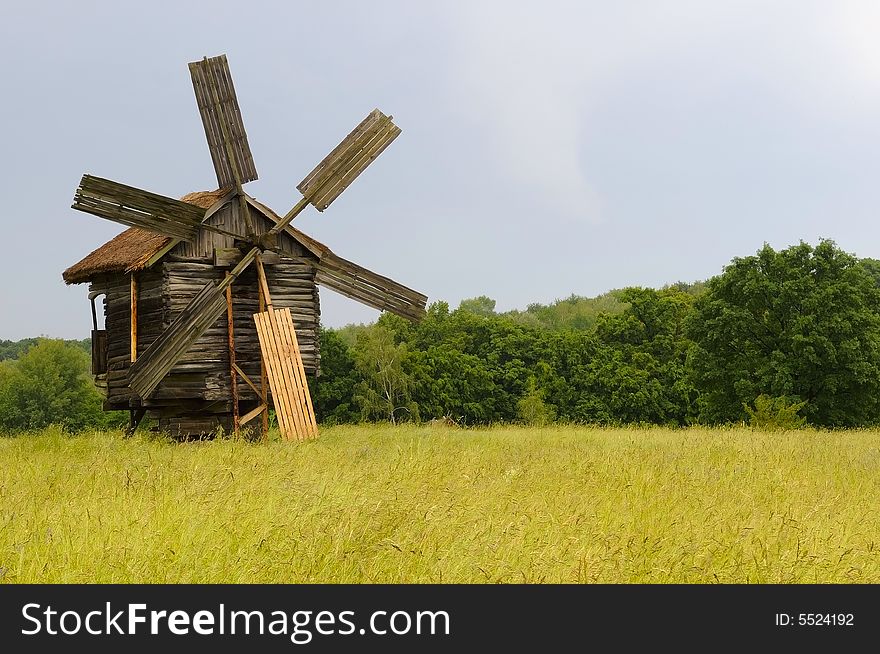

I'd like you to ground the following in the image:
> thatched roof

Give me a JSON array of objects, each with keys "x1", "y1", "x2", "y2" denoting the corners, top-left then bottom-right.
[
  {"x1": 65, "y1": 189, "x2": 259, "y2": 284},
  {"x1": 62, "y1": 228, "x2": 173, "y2": 284}
]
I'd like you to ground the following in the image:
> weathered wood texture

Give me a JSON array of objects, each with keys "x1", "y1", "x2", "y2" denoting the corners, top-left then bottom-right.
[
  {"x1": 157, "y1": 413, "x2": 234, "y2": 439},
  {"x1": 189, "y1": 55, "x2": 258, "y2": 189},
  {"x1": 254, "y1": 308, "x2": 317, "y2": 441},
  {"x1": 315, "y1": 252, "x2": 427, "y2": 321},
  {"x1": 72, "y1": 175, "x2": 205, "y2": 241},
  {"x1": 172, "y1": 202, "x2": 307, "y2": 260},
  {"x1": 130, "y1": 273, "x2": 138, "y2": 362},
  {"x1": 91, "y1": 328, "x2": 107, "y2": 376},
  {"x1": 92, "y1": 270, "x2": 165, "y2": 407},
  {"x1": 227, "y1": 260, "x2": 321, "y2": 402},
  {"x1": 97, "y1": 255, "x2": 320, "y2": 411},
  {"x1": 226, "y1": 276, "x2": 240, "y2": 436},
  {"x1": 297, "y1": 109, "x2": 401, "y2": 211},
  {"x1": 128, "y1": 279, "x2": 229, "y2": 399}
]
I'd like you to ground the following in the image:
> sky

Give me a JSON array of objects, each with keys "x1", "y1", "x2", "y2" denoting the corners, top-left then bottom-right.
[{"x1": 2, "y1": 1, "x2": 880, "y2": 340}]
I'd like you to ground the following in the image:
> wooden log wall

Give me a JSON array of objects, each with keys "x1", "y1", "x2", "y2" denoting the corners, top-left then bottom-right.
[
  {"x1": 92, "y1": 198, "x2": 320, "y2": 415},
  {"x1": 157, "y1": 413, "x2": 235, "y2": 438},
  {"x1": 148, "y1": 255, "x2": 319, "y2": 405},
  {"x1": 93, "y1": 270, "x2": 166, "y2": 408},
  {"x1": 226, "y1": 258, "x2": 321, "y2": 403}
]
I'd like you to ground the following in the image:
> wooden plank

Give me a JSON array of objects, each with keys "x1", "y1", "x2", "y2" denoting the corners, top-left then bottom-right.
[
  {"x1": 253, "y1": 309, "x2": 317, "y2": 441},
  {"x1": 258, "y1": 279, "x2": 269, "y2": 441},
  {"x1": 254, "y1": 311, "x2": 293, "y2": 440},
  {"x1": 226, "y1": 273, "x2": 239, "y2": 437},
  {"x1": 202, "y1": 188, "x2": 238, "y2": 223},
  {"x1": 265, "y1": 310, "x2": 300, "y2": 441},
  {"x1": 137, "y1": 238, "x2": 180, "y2": 272},
  {"x1": 314, "y1": 268, "x2": 420, "y2": 317},
  {"x1": 263, "y1": 309, "x2": 303, "y2": 441},
  {"x1": 316, "y1": 252, "x2": 426, "y2": 304},
  {"x1": 232, "y1": 362, "x2": 260, "y2": 396},
  {"x1": 267, "y1": 309, "x2": 307, "y2": 440},
  {"x1": 277, "y1": 308, "x2": 317, "y2": 437},
  {"x1": 311, "y1": 123, "x2": 401, "y2": 210},
  {"x1": 254, "y1": 254, "x2": 274, "y2": 310},
  {"x1": 91, "y1": 329, "x2": 107, "y2": 375},
  {"x1": 240, "y1": 403, "x2": 266, "y2": 425},
  {"x1": 298, "y1": 110, "x2": 384, "y2": 195},
  {"x1": 214, "y1": 247, "x2": 242, "y2": 267},
  {"x1": 314, "y1": 257, "x2": 426, "y2": 322},
  {"x1": 216, "y1": 248, "x2": 280, "y2": 267},
  {"x1": 130, "y1": 273, "x2": 138, "y2": 362}
]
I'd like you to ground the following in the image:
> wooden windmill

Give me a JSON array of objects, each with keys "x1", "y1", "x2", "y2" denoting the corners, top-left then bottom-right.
[{"x1": 63, "y1": 54, "x2": 427, "y2": 441}]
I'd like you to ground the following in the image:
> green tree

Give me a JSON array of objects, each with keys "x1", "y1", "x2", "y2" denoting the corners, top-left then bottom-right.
[
  {"x1": 504, "y1": 291, "x2": 626, "y2": 331},
  {"x1": 406, "y1": 345, "x2": 496, "y2": 424},
  {"x1": 458, "y1": 296, "x2": 497, "y2": 316},
  {"x1": 744, "y1": 395, "x2": 807, "y2": 431},
  {"x1": 859, "y1": 258, "x2": 880, "y2": 287},
  {"x1": 0, "y1": 338, "x2": 39, "y2": 361},
  {"x1": 687, "y1": 240, "x2": 880, "y2": 426},
  {"x1": 311, "y1": 327, "x2": 360, "y2": 425},
  {"x1": 0, "y1": 339, "x2": 112, "y2": 431},
  {"x1": 575, "y1": 287, "x2": 697, "y2": 425},
  {"x1": 517, "y1": 377, "x2": 555, "y2": 425},
  {"x1": 0, "y1": 337, "x2": 91, "y2": 362},
  {"x1": 352, "y1": 326, "x2": 417, "y2": 423}
]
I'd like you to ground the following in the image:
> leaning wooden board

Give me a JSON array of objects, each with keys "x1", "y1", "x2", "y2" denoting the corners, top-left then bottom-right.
[{"x1": 253, "y1": 308, "x2": 317, "y2": 441}]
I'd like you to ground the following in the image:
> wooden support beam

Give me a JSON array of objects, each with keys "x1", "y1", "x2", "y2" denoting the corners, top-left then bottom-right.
[
  {"x1": 125, "y1": 407, "x2": 147, "y2": 437},
  {"x1": 258, "y1": 275, "x2": 269, "y2": 442},
  {"x1": 130, "y1": 273, "x2": 138, "y2": 362},
  {"x1": 255, "y1": 253, "x2": 274, "y2": 310},
  {"x1": 240, "y1": 403, "x2": 266, "y2": 426},
  {"x1": 90, "y1": 295, "x2": 99, "y2": 332},
  {"x1": 226, "y1": 273, "x2": 240, "y2": 438},
  {"x1": 232, "y1": 362, "x2": 261, "y2": 397}
]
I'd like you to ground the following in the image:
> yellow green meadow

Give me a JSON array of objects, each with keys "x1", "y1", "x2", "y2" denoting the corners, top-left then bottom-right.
[{"x1": 1, "y1": 425, "x2": 877, "y2": 583}]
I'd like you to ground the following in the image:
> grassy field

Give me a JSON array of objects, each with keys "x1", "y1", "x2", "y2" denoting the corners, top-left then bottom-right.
[{"x1": 1, "y1": 424, "x2": 878, "y2": 583}]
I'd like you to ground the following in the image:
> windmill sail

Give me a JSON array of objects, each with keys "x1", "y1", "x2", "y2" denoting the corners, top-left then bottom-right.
[
  {"x1": 72, "y1": 175, "x2": 205, "y2": 241},
  {"x1": 297, "y1": 109, "x2": 401, "y2": 211},
  {"x1": 189, "y1": 55, "x2": 258, "y2": 188}
]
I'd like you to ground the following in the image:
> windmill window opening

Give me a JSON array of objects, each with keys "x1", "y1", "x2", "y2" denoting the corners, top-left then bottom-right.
[{"x1": 88, "y1": 291, "x2": 108, "y2": 375}]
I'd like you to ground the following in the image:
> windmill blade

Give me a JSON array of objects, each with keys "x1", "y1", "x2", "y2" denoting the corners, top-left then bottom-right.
[
  {"x1": 72, "y1": 175, "x2": 206, "y2": 241},
  {"x1": 189, "y1": 54, "x2": 258, "y2": 188},
  {"x1": 297, "y1": 109, "x2": 401, "y2": 211},
  {"x1": 128, "y1": 248, "x2": 259, "y2": 399},
  {"x1": 314, "y1": 252, "x2": 427, "y2": 322}
]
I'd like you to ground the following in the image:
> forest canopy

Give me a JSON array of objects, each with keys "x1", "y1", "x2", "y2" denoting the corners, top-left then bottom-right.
[{"x1": 3, "y1": 240, "x2": 880, "y2": 432}]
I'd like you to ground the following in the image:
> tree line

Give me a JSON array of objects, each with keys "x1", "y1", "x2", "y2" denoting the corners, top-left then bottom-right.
[
  {"x1": 3, "y1": 239, "x2": 880, "y2": 432},
  {"x1": 313, "y1": 240, "x2": 880, "y2": 429}
]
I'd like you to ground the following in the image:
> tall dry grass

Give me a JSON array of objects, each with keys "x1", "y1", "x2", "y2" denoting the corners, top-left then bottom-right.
[{"x1": 1, "y1": 424, "x2": 877, "y2": 583}]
